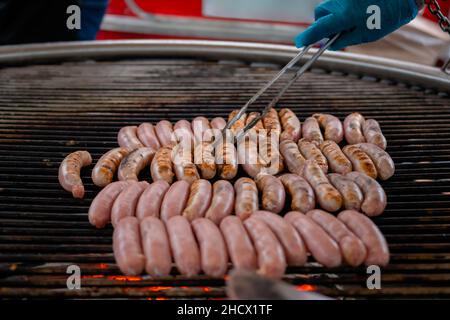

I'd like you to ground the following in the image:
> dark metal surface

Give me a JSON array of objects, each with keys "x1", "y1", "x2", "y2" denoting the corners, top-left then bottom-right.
[{"x1": 0, "y1": 48, "x2": 450, "y2": 299}]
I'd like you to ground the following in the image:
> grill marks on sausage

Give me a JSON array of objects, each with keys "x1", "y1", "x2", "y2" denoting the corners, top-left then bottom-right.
[
  {"x1": 150, "y1": 146, "x2": 175, "y2": 184},
  {"x1": 118, "y1": 147, "x2": 155, "y2": 181},
  {"x1": 92, "y1": 148, "x2": 129, "y2": 187},
  {"x1": 342, "y1": 145, "x2": 378, "y2": 179},
  {"x1": 58, "y1": 150, "x2": 92, "y2": 199}
]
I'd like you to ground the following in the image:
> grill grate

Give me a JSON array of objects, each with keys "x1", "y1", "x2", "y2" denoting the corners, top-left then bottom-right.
[{"x1": 0, "y1": 51, "x2": 450, "y2": 299}]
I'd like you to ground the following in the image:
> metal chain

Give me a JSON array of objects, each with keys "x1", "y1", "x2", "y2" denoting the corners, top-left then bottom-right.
[{"x1": 425, "y1": 0, "x2": 450, "y2": 34}]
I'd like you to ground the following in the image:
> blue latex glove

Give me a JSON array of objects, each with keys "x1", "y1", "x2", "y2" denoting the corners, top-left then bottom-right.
[
  {"x1": 295, "y1": 0, "x2": 420, "y2": 51},
  {"x1": 78, "y1": 0, "x2": 109, "y2": 40}
]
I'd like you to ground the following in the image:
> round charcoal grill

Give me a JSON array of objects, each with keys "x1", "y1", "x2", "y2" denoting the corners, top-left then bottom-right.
[{"x1": 0, "y1": 41, "x2": 449, "y2": 300}]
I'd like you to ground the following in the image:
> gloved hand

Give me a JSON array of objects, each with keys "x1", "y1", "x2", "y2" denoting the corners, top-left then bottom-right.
[{"x1": 295, "y1": 0, "x2": 420, "y2": 51}]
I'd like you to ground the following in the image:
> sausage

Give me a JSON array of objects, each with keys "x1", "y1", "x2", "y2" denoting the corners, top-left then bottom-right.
[
  {"x1": 88, "y1": 181, "x2": 128, "y2": 228},
  {"x1": 205, "y1": 180, "x2": 235, "y2": 225},
  {"x1": 342, "y1": 145, "x2": 378, "y2": 179},
  {"x1": 344, "y1": 113, "x2": 366, "y2": 144},
  {"x1": 92, "y1": 148, "x2": 129, "y2": 187},
  {"x1": 259, "y1": 131, "x2": 284, "y2": 175},
  {"x1": 355, "y1": 143, "x2": 395, "y2": 180},
  {"x1": 298, "y1": 138, "x2": 328, "y2": 173},
  {"x1": 234, "y1": 177, "x2": 259, "y2": 220},
  {"x1": 253, "y1": 211, "x2": 307, "y2": 266},
  {"x1": 210, "y1": 117, "x2": 227, "y2": 130},
  {"x1": 117, "y1": 126, "x2": 144, "y2": 151},
  {"x1": 194, "y1": 142, "x2": 216, "y2": 179},
  {"x1": 302, "y1": 117, "x2": 324, "y2": 146},
  {"x1": 135, "y1": 180, "x2": 170, "y2": 221},
  {"x1": 174, "y1": 119, "x2": 194, "y2": 148},
  {"x1": 137, "y1": 123, "x2": 161, "y2": 150},
  {"x1": 244, "y1": 217, "x2": 287, "y2": 278},
  {"x1": 166, "y1": 215, "x2": 201, "y2": 277},
  {"x1": 192, "y1": 218, "x2": 228, "y2": 278},
  {"x1": 338, "y1": 210, "x2": 390, "y2": 266},
  {"x1": 306, "y1": 209, "x2": 367, "y2": 267},
  {"x1": 216, "y1": 141, "x2": 238, "y2": 180},
  {"x1": 192, "y1": 116, "x2": 211, "y2": 145},
  {"x1": 237, "y1": 133, "x2": 263, "y2": 178},
  {"x1": 279, "y1": 140, "x2": 306, "y2": 175},
  {"x1": 160, "y1": 180, "x2": 191, "y2": 222},
  {"x1": 246, "y1": 112, "x2": 265, "y2": 132},
  {"x1": 279, "y1": 108, "x2": 301, "y2": 143},
  {"x1": 255, "y1": 173, "x2": 286, "y2": 214},
  {"x1": 363, "y1": 119, "x2": 387, "y2": 150},
  {"x1": 320, "y1": 140, "x2": 352, "y2": 175},
  {"x1": 140, "y1": 216, "x2": 172, "y2": 276},
  {"x1": 285, "y1": 211, "x2": 342, "y2": 268},
  {"x1": 110, "y1": 181, "x2": 149, "y2": 227},
  {"x1": 279, "y1": 173, "x2": 315, "y2": 213},
  {"x1": 58, "y1": 150, "x2": 92, "y2": 198},
  {"x1": 118, "y1": 147, "x2": 155, "y2": 181},
  {"x1": 113, "y1": 216, "x2": 145, "y2": 276},
  {"x1": 262, "y1": 108, "x2": 282, "y2": 134},
  {"x1": 303, "y1": 160, "x2": 342, "y2": 212},
  {"x1": 346, "y1": 171, "x2": 387, "y2": 217},
  {"x1": 328, "y1": 173, "x2": 363, "y2": 211},
  {"x1": 228, "y1": 110, "x2": 247, "y2": 136},
  {"x1": 172, "y1": 143, "x2": 200, "y2": 184},
  {"x1": 312, "y1": 113, "x2": 344, "y2": 143},
  {"x1": 155, "y1": 120, "x2": 175, "y2": 147},
  {"x1": 150, "y1": 146, "x2": 174, "y2": 184},
  {"x1": 182, "y1": 179, "x2": 213, "y2": 222}
]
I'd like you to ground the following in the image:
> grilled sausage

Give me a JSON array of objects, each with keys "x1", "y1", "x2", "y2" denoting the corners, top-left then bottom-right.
[
  {"x1": 363, "y1": 119, "x2": 387, "y2": 150},
  {"x1": 246, "y1": 112, "x2": 265, "y2": 132},
  {"x1": 155, "y1": 120, "x2": 176, "y2": 147},
  {"x1": 328, "y1": 173, "x2": 363, "y2": 211},
  {"x1": 346, "y1": 171, "x2": 387, "y2": 217},
  {"x1": 118, "y1": 147, "x2": 155, "y2": 181},
  {"x1": 58, "y1": 150, "x2": 92, "y2": 198},
  {"x1": 342, "y1": 145, "x2": 378, "y2": 179},
  {"x1": 302, "y1": 117, "x2": 324, "y2": 146},
  {"x1": 338, "y1": 210, "x2": 390, "y2": 266},
  {"x1": 216, "y1": 141, "x2": 238, "y2": 180},
  {"x1": 303, "y1": 160, "x2": 342, "y2": 212},
  {"x1": 205, "y1": 180, "x2": 235, "y2": 225},
  {"x1": 150, "y1": 146, "x2": 174, "y2": 184},
  {"x1": 210, "y1": 117, "x2": 227, "y2": 130},
  {"x1": 192, "y1": 116, "x2": 211, "y2": 145},
  {"x1": 344, "y1": 113, "x2": 366, "y2": 144},
  {"x1": 220, "y1": 216, "x2": 257, "y2": 270},
  {"x1": 88, "y1": 181, "x2": 129, "y2": 228},
  {"x1": 259, "y1": 131, "x2": 284, "y2": 175},
  {"x1": 355, "y1": 143, "x2": 395, "y2": 180},
  {"x1": 279, "y1": 108, "x2": 301, "y2": 142},
  {"x1": 253, "y1": 211, "x2": 307, "y2": 266},
  {"x1": 160, "y1": 180, "x2": 190, "y2": 222},
  {"x1": 279, "y1": 139, "x2": 306, "y2": 175},
  {"x1": 244, "y1": 217, "x2": 287, "y2": 278},
  {"x1": 117, "y1": 126, "x2": 144, "y2": 151},
  {"x1": 166, "y1": 215, "x2": 201, "y2": 277},
  {"x1": 172, "y1": 143, "x2": 200, "y2": 184},
  {"x1": 113, "y1": 216, "x2": 145, "y2": 276},
  {"x1": 92, "y1": 148, "x2": 129, "y2": 187},
  {"x1": 306, "y1": 209, "x2": 367, "y2": 267},
  {"x1": 228, "y1": 110, "x2": 247, "y2": 136},
  {"x1": 234, "y1": 177, "x2": 259, "y2": 220},
  {"x1": 320, "y1": 140, "x2": 352, "y2": 175},
  {"x1": 298, "y1": 138, "x2": 328, "y2": 173},
  {"x1": 313, "y1": 113, "x2": 344, "y2": 143},
  {"x1": 192, "y1": 218, "x2": 228, "y2": 278},
  {"x1": 194, "y1": 142, "x2": 216, "y2": 179},
  {"x1": 237, "y1": 133, "x2": 263, "y2": 178},
  {"x1": 263, "y1": 108, "x2": 282, "y2": 134},
  {"x1": 255, "y1": 173, "x2": 286, "y2": 214},
  {"x1": 111, "y1": 181, "x2": 149, "y2": 227},
  {"x1": 279, "y1": 174, "x2": 315, "y2": 213},
  {"x1": 285, "y1": 211, "x2": 342, "y2": 268},
  {"x1": 140, "y1": 216, "x2": 172, "y2": 276},
  {"x1": 182, "y1": 179, "x2": 213, "y2": 222},
  {"x1": 137, "y1": 123, "x2": 161, "y2": 150},
  {"x1": 174, "y1": 119, "x2": 194, "y2": 148},
  {"x1": 136, "y1": 180, "x2": 170, "y2": 221}
]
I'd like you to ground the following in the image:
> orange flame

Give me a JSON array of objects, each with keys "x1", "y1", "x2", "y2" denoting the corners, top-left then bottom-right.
[
  {"x1": 107, "y1": 275, "x2": 143, "y2": 282},
  {"x1": 296, "y1": 284, "x2": 316, "y2": 292}
]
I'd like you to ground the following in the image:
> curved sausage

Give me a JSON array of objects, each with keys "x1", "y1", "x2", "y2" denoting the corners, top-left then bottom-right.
[
  {"x1": 160, "y1": 180, "x2": 190, "y2": 222},
  {"x1": 192, "y1": 116, "x2": 211, "y2": 145},
  {"x1": 137, "y1": 123, "x2": 161, "y2": 150},
  {"x1": 92, "y1": 148, "x2": 129, "y2": 187},
  {"x1": 194, "y1": 142, "x2": 216, "y2": 180},
  {"x1": 303, "y1": 160, "x2": 342, "y2": 212},
  {"x1": 255, "y1": 173, "x2": 286, "y2": 214},
  {"x1": 344, "y1": 113, "x2": 366, "y2": 144},
  {"x1": 228, "y1": 110, "x2": 247, "y2": 136},
  {"x1": 140, "y1": 216, "x2": 172, "y2": 276},
  {"x1": 302, "y1": 117, "x2": 324, "y2": 146},
  {"x1": 117, "y1": 126, "x2": 144, "y2": 151},
  {"x1": 172, "y1": 143, "x2": 200, "y2": 184},
  {"x1": 279, "y1": 174, "x2": 315, "y2": 213},
  {"x1": 113, "y1": 216, "x2": 145, "y2": 276},
  {"x1": 205, "y1": 180, "x2": 235, "y2": 225},
  {"x1": 210, "y1": 117, "x2": 227, "y2": 130},
  {"x1": 182, "y1": 179, "x2": 213, "y2": 222},
  {"x1": 253, "y1": 211, "x2": 307, "y2": 266},
  {"x1": 166, "y1": 216, "x2": 201, "y2": 277},
  {"x1": 363, "y1": 119, "x2": 387, "y2": 150},
  {"x1": 279, "y1": 108, "x2": 301, "y2": 142},
  {"x1": 118, "y1": 147, "x2": 155, "y2": 181},
  {"x1": 234, "y1": 177, "x2": 259, "y2": 220},
  {"x1": 155, "y1": 120, "x2": 175, "y2": 147},
  {"x1": 174, "y1": 119, "x2": 194, "y2": 148},
  {"x1": 306, "y1": 209, "x2": 367, "y2": 267},
  {"x1": 135, "y1": 180, "x2": 170, "y2": 221},
  {"x1": 192, "y1": 218, "x2": 228, "y2": 278},
  {"x1": 338, "y1": 210, "x2": 390, "y2": 266},
  {"x1": 355, "y1": 143, "x2": 395, "y2": 180},
  {"x1": 285, "y1": 211, "x2": 342, "y2": 268},
  {"x1": 88, "y1": 181, "x2": 128, "y2": 228},
  {"x1": 244, "y1": 217, "x2": 287, "y2": 278},
  {"x1": 58, "y1": 150, "x2": 92, "y2": 198},
  {"x1": 262, "y1": 108, "x2": 282, "y2": 135},
  {"x1": 150, "y1": 146, "x2": 174, "y2": 184},
  {"x1": 312, "y1": 113, "x2": 344, "y2": 143},
  {"x1": 298, "y1": 138, "x2": 328, "y2": 174},
  {"x1": 237, "y1": 133, "x2": 263, "y2": 178},
  {"x1": 342, "y1": 145, "x2": 378, "y2": 179},
  {"x1": 328, "y1": 173, "x2": 363, "y2": 211},
  {"x1": 320, "y1": 140, "x2": 352, "y2": 175},
  {"x1": 111, "y1": 181, "x2": 149, "y2": 227},
  {"x1": 346, "y1": 171, "x2": 387, "y2": 217},
  {"x1": 279, "y1": 140, "x2": 306, "y2": 176},
  {"x1": 216, "y1": 141, "x2": 238, "y2": 180}
]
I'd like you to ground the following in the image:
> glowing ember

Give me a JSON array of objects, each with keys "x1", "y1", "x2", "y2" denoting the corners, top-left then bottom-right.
[
  {"x1": 145, "y1": 286, "x2": 173, "y2": 292},
  {"x1": 96, "y1": 263, "x2": 109, "y2": 270},
  {"x1": 81, "y1": 275, "x2": 105, "y2": 279},
  {"x1": 296, "y1": 284, "x2": 316, "y2": 292},
  {"x1": 108, "y1": 275, "x2": 143, "y2": 282}
]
